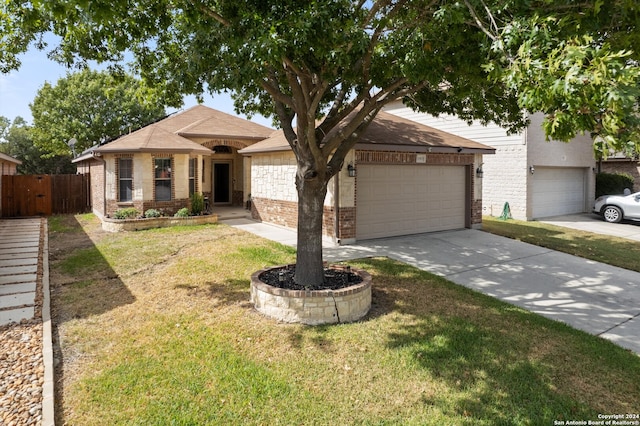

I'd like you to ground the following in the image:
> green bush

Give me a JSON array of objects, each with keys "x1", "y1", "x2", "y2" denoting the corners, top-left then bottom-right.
[
  {"x1": 114, "y1": 208, "x2": 139, "y2": 219},
  {"x1": 174, "y1": 208, "x2": 189, "y2": 218},
  {"x1": 190, "y1": 193, "x2": 205, "y2": 215},
  {"x1": 144, "y1": 209, "x2": 162, "y2": 218},
  {"x1": 596, "y1": 172, "x2": 635, "y2": 197}
]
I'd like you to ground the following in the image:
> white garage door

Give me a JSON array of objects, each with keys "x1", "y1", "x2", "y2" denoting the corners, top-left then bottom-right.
[
  {"x1": 356, "y1": 165, "x2": 466, "y2": 240},
  {"x1": 531, "y1": 167, "x2": 586, "y2": 218}
]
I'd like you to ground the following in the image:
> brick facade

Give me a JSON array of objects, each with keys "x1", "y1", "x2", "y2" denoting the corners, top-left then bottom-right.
[
  {"x1": 251, "y1": 149, "x2": 483, "y2": 243},
  {"x1": 77, "y1": 158, "x2": 105, "y2": 217},
  {"x1": 601, "y1": 160, "x2": 640, "y2": 192}
]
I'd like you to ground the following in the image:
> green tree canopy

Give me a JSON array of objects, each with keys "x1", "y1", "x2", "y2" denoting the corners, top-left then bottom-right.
[
  {"x1": 2, "y1": 0, "x2": 638, "y2": 284},
  {"x1": 0, "y1": 116, "x2": 75, "y2": 174},
  {"x1": 473, "y1": 1, "x2": 640, "y2": 157},
  {"x1": 30, "y1": 69, "x2": 169, "y2": 156}
]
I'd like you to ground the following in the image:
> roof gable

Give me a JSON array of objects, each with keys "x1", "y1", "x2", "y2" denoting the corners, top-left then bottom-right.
[
  {"x1": 239, "y1": 111, "x2": 495, "y2": 154},
  {"x1": 93, "y1": 125, "x2": 212, "y2": 155},
  {"x1": 156, "y1": 105, "x2": 273, "y2": 139},
  {"x1": 0, "y1": 152, "x2": 22, "y2": 165}
]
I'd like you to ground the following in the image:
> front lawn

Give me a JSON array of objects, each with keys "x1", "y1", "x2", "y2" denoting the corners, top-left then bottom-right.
[
  {"x1": 482, "y1": 216, "x2": 640, "y2": 273},
  {"x1": 49, "y1": 214, "x2": 640, "y2": 425}
]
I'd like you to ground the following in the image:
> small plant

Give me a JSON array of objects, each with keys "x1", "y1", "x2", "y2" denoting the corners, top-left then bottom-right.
[
  {"x1": 174, "y1": 208, "x2": 189, "y2": 218},
  {"x1": 114, "y1": 207, "x2": 138, "y2": 219},
  {"x1": 144, "y1": 209, "x2": 162, "y2": 218},
  {"x1": 190, "y1": 193, "x2": 205, "y2": 215}
]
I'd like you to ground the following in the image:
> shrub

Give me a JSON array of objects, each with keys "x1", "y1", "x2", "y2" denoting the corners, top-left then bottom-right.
[
  {"x1": 144, "y1": 209, "x2": 162, "y2": 218},
  {"x1": 174, "y1": 208, "x2": 189, "y2": 218},
  {"x1": 596, "y1": 172, "x2": 635, "y2": 197},
  {"x1": 190, "y1": 193, "x2": 205, "y2": 215},
  {"x1": 114, "y1": 208, "x2": 139, "y2": 219}
]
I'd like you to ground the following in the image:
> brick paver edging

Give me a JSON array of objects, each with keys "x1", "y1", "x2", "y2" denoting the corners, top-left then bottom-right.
[{"x1": 41, "y1": 221, "x2": 54, "y2": 426}]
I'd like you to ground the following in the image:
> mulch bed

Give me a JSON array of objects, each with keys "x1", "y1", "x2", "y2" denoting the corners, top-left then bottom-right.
[{"x1": 260, "y1": 265, "x2": 363, "y2": 291}]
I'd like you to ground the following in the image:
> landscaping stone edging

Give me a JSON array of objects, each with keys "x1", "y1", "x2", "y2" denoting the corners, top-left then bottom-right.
[
  {"x1": 101, "y1": 214, "x2": 218, "y2": 232},
  {"x1": 250, "y1": 265, "x2": 372, "y2": 325}
]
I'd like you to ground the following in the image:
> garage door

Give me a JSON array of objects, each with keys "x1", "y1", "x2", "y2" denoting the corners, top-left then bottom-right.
[
  {"x1": 531, "y1": 167, "x2": 586, "y2": 218},
  {"x1": 356, "y1": 165, "x2": 466, "y2": 240}
]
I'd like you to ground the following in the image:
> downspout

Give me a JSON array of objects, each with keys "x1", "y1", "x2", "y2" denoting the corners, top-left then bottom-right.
[{"x1": 334, "y1": 170, "x2": 340, "y2": 245}]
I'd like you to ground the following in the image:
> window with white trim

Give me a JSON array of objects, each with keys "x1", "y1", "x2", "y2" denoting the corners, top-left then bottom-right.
[
  {"x1": 154, "y1": 158, "x2": 172, "y2": 201},
  {"x1": 189, "y1": 158, "x2": 197, "y2": 196},
  {"x1": 118, "y1": 158, "x2": 133, "y2": 201}
]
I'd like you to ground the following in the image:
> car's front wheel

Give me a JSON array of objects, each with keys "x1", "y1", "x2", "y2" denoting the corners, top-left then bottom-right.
[{"x1": 602, "y1": 205, "x2": 623, "y2": 223}]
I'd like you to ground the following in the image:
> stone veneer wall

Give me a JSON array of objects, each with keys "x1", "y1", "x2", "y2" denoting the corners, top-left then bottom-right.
[
  {"x1": 250, "y1": 265, "x2": 372, "y2": 325},
  {"x1": 251, "y1": 150, "x2": 483, "y2": 242},
  {"x1": 101, "y1": 213, "x2": 218, "y2": 232}
]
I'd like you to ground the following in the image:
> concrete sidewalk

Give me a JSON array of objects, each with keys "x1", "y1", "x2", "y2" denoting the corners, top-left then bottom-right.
[
  {"x1": 0, "y1": 218, "x2": 41, "y2": 325},
  {"x1": 222, "y1": 218, "x2": 640, "y2": 355}
]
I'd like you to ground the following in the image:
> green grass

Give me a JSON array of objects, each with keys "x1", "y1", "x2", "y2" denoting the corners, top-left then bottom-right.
[
  {"x1": 482, "y1": 216, "x2": 640, "y2": 272},
  {"x1": 50, "y1": 214, "x2": 640, "y2": 425}
]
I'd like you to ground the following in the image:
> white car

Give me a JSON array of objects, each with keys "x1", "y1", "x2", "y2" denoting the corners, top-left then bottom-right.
[{"x1": 593, "y1": 190, "x2": 640, "y2": 223}]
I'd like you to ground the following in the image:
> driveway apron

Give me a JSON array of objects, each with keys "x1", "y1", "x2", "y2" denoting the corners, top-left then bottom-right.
[
  {"x1": 0, "y1": 218, "x2": 41, "y2": 326},
  {"x1": 223, "y1": 218, "x2": 640, "y2": 355}
]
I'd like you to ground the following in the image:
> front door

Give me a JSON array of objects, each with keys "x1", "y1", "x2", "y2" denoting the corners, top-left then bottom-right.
[{"x1": 213, "y1": 162, "x2": 231, "y2": 204}]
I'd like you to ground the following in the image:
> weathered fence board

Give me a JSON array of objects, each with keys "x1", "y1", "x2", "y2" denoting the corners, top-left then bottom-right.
[{"x1": 1, "y1": 174, "x2": 90, "y2": 218}]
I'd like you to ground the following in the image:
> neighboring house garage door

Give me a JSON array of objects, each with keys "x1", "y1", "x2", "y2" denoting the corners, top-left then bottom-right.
[
  {"x1": 356, "y1": 164, "x2": 466, "y2": 240},
  {"x1": 531, "y1": 167, "x2": 586, "y2": 218}
]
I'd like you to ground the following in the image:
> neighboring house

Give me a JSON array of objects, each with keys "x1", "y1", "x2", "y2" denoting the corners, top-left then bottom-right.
[
  {"x1": 73, "y1": 105, "x2": 273, "y2": 218},
  {"x1": 383, "y1": 101, "x2": 597, "y2": 221},
  {"x1": 0, "y1": 152, "x2": 22, "y2": 217},
  {"x1": 0, "y1": 152, "x2": 21, "y2": 176},
  {"x1": 601, "y1": 155, "x2": 640, "y2": 192},
  {"x1": 239, "y1": 111, "x2": 494, "y2": 244}
]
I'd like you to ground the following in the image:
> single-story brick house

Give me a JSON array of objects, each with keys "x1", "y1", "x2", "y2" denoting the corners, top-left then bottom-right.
[
  {"x1": 239, "y1": 111, "x2": 494, "y2": 244},
  {"x1": 73, "y1": 105, "x2": 274, "y2": 218},
  {"x1": 383, "y1": 101, "x2": 597, "y2": 220}
]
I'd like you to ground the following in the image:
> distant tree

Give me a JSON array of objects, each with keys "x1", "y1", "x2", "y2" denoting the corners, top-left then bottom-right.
[
  {"x1": 0, "y1": 116, "x2": 74, "y2": 174},
  {"x1": 30, "y1": 69, "x2": 169, "y2": 156}
]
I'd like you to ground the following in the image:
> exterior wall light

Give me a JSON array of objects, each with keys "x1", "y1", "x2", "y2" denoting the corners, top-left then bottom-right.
[
  {"x1": 347, "y1": 163, "x2": 356, "y2": 177},
  {"x1": 529, "y1": 165, "x2": 535, "y2": 175},
  {"x1": 476, "y1": 165, "x2": 484, "y2": 179}
]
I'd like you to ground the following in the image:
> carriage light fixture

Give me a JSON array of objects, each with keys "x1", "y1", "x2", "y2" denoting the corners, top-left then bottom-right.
[{"x1": 347, "y1": 163, "x2": 356, "y2": 177}]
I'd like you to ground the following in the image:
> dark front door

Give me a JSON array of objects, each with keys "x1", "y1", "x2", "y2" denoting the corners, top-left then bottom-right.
[{"x1": 213, "y1": 162, "x2": 231, "y2": 204}]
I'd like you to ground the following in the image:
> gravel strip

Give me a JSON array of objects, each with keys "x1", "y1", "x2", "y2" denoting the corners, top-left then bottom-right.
[
  {"x1": 0, "y1": 319, "x2": 44, "y2": 425},
  {"x1": 0, "y1": 220, "x2": 45, "y2": 426}
]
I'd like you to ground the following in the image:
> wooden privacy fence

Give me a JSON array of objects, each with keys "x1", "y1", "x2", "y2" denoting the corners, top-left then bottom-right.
[{"x1": 1, "y1": 174, "x2": 91, "y2": 218}]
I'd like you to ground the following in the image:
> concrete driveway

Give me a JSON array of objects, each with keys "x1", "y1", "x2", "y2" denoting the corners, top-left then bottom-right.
[
  {"x1": 223, "y1": 218, "x2": 640, "y2": 355},
  {"x1": 541, "y1": 213, "x2": 640, "y2": 242}
]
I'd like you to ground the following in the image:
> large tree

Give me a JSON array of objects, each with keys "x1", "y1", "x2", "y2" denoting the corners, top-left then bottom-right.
[
  {"x1": 0, "y1": 116, "x2": 75, "y2": 174},
  {"x1": 2, "y1": 0, "x2": 638, "y2": 285},
  {"x1": 30, "y1": 69, "x2": 170, "y2": 156}
]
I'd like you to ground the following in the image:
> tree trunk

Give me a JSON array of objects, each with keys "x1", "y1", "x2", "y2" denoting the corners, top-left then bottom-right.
[{"x1": 294, "y1": 174, "x2": 329, "y2": 287}]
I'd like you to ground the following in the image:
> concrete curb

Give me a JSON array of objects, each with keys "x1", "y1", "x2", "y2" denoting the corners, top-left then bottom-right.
[{"x1": 41, "y1": 220, "x2": 55, "y2": 426}]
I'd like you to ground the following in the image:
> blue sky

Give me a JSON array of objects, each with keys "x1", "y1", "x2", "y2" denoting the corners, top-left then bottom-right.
[{"x1": 0, "y1": 38, "x2": 272, "y2": 128}]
